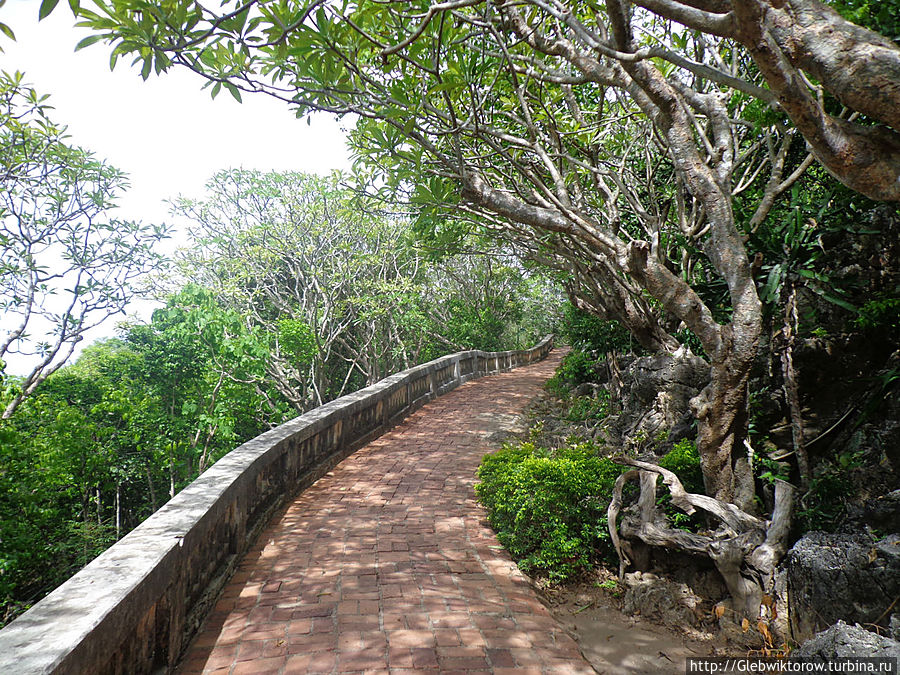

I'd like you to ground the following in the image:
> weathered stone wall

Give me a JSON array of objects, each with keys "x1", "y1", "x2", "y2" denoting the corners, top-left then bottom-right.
[{"x1": 0, "y1": 337, "x2": 553, "y2": 675}]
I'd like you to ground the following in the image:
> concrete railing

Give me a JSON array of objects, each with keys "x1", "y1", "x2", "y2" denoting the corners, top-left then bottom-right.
[{"x1": 0, "y1": 336, "x2": 553, "y2": 675}]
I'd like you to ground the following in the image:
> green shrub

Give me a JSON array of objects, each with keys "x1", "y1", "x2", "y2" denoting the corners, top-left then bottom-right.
[
  {"x1": 544, "y1": 349, "x2": 602, "y2": 397},
  {"x1": 560, "y1": 303, "x2": 634, "y2": 353},
  {"x1": 475, "y1": 441, "x2": 621, "y2": 582},
  {"x1": 855, "y1": 296, "x2": 900, "y2": 337},
  {"x1": 565, "y1": 391, "x2": 611, "y2": 422},
  {"x1": 658, "y1": 439, "x2": 704, "y2": 494},
  {"x1": 657, "y1": 439, "x2": 705, "y2": 531}
]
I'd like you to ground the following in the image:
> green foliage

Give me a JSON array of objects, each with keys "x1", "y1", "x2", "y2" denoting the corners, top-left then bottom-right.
[
  {"x1": 854, "y1": 296, "x2": 900, "y2": 337},
  {"x1": 559, "y1": 303, "x2": 633, "y2": 353},
  {"x1": 173, "y1": 169, "x2": 557, "y2": 403},
  {"x1": 795, "y1": 471, "x2": 851, "y2": 532},
  {"x1": 565, "y1": 391, "x2": 611, "y2": 423},
  {"x1": 475, "y1": 441, "x2": 621, "y2": 582},
  {"x1": 0, "y1": 71, "x2": 168, "y2": 417},
  {"x1": 755, "y1": 455, "x2": 790, "y2": 487},
  {"x1": 746, "y1": 185, "x2": 857, "y2": 317},
  {"x1": 659, "y1": 438, "x2": 702, "y2": 486},
  {"x1": 828, "y1": 0, "x2": 900, "y2": 42},
  {"x1": 0, "y1": 289, "x2": 290, "y2": 626},
  {"x1": 655, "y1": 440, "x2": 705, "y2": 531},
  {"x1": 276, "y1": 318, "x2": 316, "y2": 364},
  {"x1": 658, "y1": 439, "x2": 704, "y2": 494},
  {"x1": 544, "y1": 350, "x2": 602, "y2": 398}
]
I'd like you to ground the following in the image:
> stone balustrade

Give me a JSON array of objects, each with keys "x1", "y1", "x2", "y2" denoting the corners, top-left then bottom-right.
[{"x1": 0, "y1": 337, "x2": 553, "y2": 674}]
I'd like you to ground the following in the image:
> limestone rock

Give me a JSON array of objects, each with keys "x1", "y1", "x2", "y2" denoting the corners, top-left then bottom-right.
[
  {"x1": 607, "y1": 351, "x2": 709, "y2": 448},
  {"x1": 793, "y1": 621, "x2": 900, "y2": 665},
  {"x1": 622, "y1": 571, "x2": 704, "y2": 628},
  {"x1": 787, "y1": 531, "x2": 900, "y2": 642}
]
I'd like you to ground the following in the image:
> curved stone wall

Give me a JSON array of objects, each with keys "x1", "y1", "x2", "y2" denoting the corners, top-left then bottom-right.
[{"x1": 0, "y1": 337, "x2": 553, "y2": 674}]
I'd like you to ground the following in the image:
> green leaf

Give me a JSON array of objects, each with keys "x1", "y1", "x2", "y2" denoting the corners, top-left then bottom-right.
[
  {"x1": 0, "y1": 22, "x2": 14, "y2": 41},
  {"x1": 224, "y1": 82, "x2": 242, "y2": 103},
  {"x1": 75, "y1": 34, "x2": 105, "y2": 51},
  {"x1": 817, "y1": 291, "x2": 858, "y2": 313},
  {"x1": 38, "y1": 0, "x2": 60, "y2": 21}
]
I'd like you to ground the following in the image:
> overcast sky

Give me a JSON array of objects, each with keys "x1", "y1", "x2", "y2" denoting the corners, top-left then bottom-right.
[{"x1": 1, "y1": 1, "x2": 352, "y2": 373}]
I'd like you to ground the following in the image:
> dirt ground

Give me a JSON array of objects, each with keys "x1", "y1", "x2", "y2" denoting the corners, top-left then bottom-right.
[{"x1": 537, "y1": 569, "x2": 729, "y2": 674}]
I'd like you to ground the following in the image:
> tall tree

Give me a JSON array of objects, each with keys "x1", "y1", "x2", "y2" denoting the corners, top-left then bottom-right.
[
  {"x1": 0, "y1": 71, "x2": 168, "y2": 418},
  {"x1": 66, "y1": 0, "x2": 898, "y2": 618}
]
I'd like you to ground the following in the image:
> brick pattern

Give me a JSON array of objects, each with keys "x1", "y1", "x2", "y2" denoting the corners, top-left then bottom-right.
[{"x1": 177, "y1": 349, "x2": 594, "y2": 674}]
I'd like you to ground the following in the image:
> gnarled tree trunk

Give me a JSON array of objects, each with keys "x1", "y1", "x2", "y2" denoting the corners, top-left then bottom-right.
[{"x1": 608, "y1": 457, "x2": 795, "y2": 626}]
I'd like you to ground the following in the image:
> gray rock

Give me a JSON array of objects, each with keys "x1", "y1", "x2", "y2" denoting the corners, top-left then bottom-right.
[
  {"x1": 787, "y1": 531, "x2": 900, "y2": 642},
  {"x1": 846, "y1": 490, "x2": 900, "y2": 532},
  {"x1": 794, "y1": 621, "x2": 900, "y2": 666},
  {"x1": 622, "y1": 570, "x2": 704, "y2": 628},
  {"x1": 573, "y1": 382, "x2": 600, "y2": 398},
  {"x1": 607, "y1": 351, "x2": 709, "y2": 447}
]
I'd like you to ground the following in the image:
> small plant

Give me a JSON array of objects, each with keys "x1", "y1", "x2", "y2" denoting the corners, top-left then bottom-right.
[
  {"x1": 755, "y1": 455, "x2": 790, "y2": 486},
  {"x1": 475, "y1": 440, "x2": 621, "y2": 583},
  {"x1": 656, "y1": 439, "x2": 705, "y2": 531},
  {"x1": 658, "y1": 439, "x2": 704, "y2": 493},
  {"x1": 565, "y1": 390, "x2": 611, "y2": 422},
  {"x1": 855, "y1": 296, "x2": 900, "y2": 337},
  {"x1": 795, "y1": 470, "x2": 849, "y2": 532},
  {"x1": 544, "y1": 349, "x2": 602, "y2": 398}
]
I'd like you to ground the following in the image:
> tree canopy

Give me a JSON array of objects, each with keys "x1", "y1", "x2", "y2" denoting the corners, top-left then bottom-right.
[
  {"x1": 0, "y1": 70, "x2": 169, "y2": 418},
  {"x1": 53, "y1": 0, "x2": 899, "y2": 620}
]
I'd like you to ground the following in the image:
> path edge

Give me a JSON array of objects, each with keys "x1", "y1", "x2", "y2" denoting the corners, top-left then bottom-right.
[{"x1": 0, "y1": 337, "x2": 554, "y2": 675}]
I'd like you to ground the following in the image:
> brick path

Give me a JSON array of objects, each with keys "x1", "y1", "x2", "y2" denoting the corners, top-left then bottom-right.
[{"x1": 177, "y1": 349, "x2": 595, "y2": 674}]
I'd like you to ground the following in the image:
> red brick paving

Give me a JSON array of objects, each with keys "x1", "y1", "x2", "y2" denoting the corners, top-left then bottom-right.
[{"x1": 177, "y1": 349, "x2": 594, "y2": 674}]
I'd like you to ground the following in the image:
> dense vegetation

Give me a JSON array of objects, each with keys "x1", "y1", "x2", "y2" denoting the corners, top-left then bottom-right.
[
  {"x1": 1, "y1": 0, "x2": 898, "y2": 635},
  {"x1": 0, "y1": 78, "x2": 557, "y2": 624}
]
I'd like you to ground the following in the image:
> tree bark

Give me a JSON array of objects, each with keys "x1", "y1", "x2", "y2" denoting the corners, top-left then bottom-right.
[
  {"x1": 608, "y1": 457, "x2": 795, "y2": 621},
  {"x1": 634, "y1": 0, "x2": 900, "y2": 201}
]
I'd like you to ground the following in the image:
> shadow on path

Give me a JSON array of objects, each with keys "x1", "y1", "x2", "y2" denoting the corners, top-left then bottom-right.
[{"x1": 177, "y1": 349, "x2": 596, "y2": 674}]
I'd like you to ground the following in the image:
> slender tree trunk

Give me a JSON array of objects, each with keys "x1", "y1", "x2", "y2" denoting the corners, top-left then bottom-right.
[
  {"x1": 780, "y1": 285, "x2": 810, "y2": 489},
  {"x1": 115, "y1": 483, "x2": 121, "y2": 540},
  {"x1": 144, "y1": 463, "x2": 158, "y2": 513},
  {"x1": 693, "y1": 357, "x2": 757, "y2": 511}
]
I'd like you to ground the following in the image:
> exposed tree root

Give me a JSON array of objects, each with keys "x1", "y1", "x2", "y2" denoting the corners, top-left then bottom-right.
[{"x1": 607, "y1": 457, "x2": 795, "y2": 627}]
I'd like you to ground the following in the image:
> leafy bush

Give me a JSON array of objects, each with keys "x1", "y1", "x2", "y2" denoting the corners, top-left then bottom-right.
[
  {"x1": 560, "y1": 302, "x2": 634, "y2": 353},
  {"x1": 475, "y1": 440, "x2": 621, "y2": 582},
  {"x1": 657, "y1": 439, "x2": 705, "y2": 531},
  {"x1": 658, "y1": 439, "x2": 704, "y2": 494},
  {"x1": 566, "y1": 391, "x2": 611, "y2": 422},
  {"x1": 855, "y1": 296, "x2": 900, "y2": 337},
  {"x1": 544, "y1": 349, "x2": 602, "y2": 397}
]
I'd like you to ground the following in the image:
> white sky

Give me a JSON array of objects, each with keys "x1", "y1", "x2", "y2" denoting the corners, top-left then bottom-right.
[{"x1": 1, "y1": 0, "x2": 352, "y2": 374}]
